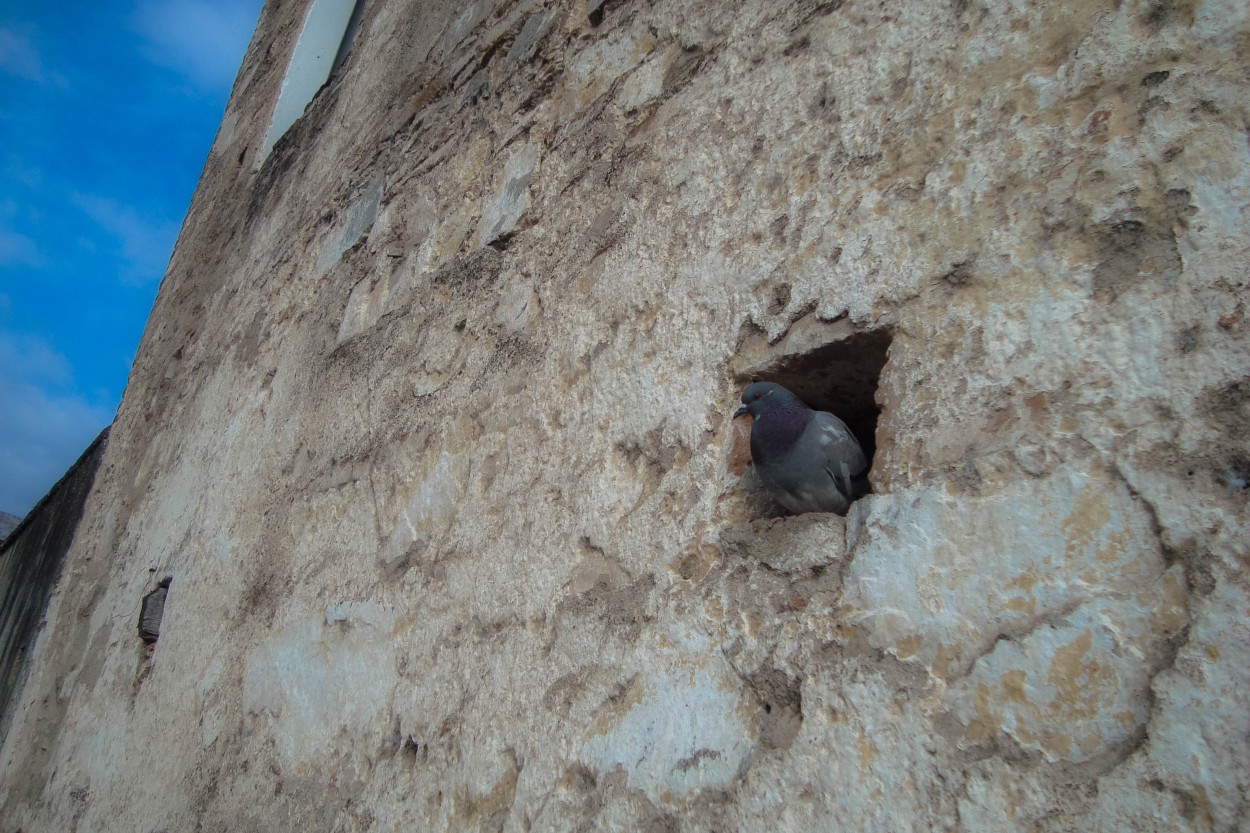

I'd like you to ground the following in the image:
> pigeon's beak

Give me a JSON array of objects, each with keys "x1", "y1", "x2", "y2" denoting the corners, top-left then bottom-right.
[{"x1": 734, "y1": 405, "x2": 750, "y2": 419}]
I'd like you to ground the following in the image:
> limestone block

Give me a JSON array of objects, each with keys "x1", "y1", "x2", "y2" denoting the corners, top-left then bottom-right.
[
  {"x1": 479, "y1": 143, "x2": 540, "y2": 247},
  {"x1": 317, "y1": 180, "x2": 382, "y2": 274}
]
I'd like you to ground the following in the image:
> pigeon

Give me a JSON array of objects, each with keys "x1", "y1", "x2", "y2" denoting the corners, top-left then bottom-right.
[{"x1": 735, "y1": 381, "x2": 868, "y2": 515}]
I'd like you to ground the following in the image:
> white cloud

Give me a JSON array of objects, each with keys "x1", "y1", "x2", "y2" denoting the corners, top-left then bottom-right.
[
  {"x1": 0, "y1": 332, "x2": 113, "y2": 516},
  {"x1": 71, "y1": 193, "x2": 179, "y2": 285},
  {"x1": 132, "y1": 0, "x2": 261, "y2": 92},
  {"x1": 0, "y1": 331, "x2": 73, "y2": 385}
]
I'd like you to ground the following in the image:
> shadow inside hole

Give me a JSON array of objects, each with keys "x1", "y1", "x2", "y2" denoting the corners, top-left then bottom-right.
[
  {"x1": 139, "y1": 576, "x2": 172, "y2": 644},
  {"x1": 587, "y1": 0, "x2": 607, "y2": 26},
  {"x1": 739, "y1": 328, "x2": 892, "y2": 477}
]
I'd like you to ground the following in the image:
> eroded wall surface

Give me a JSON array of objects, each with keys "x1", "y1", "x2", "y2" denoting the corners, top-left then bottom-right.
[
  {"x1": 0, "y1": 429, "x2": 108, "y2": 749},
  {"x1": 1, "y1": 0, "x2": 1248, "y2": 830}
]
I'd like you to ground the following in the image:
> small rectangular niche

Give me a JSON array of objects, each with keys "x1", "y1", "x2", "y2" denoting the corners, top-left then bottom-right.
[
  {"x1": 736, "y1": 319, "x2": 892, "y2": 466},
  {"x1": 138, "y1": 577, "x2": 172, "y2": 644},
  {"x1": 762, "y1": 329, "x2": 892, "y2": 466},
  {"x1": 257, "y1": 0, "x2": 366, "y2": 165},
  {"x1": 734, "y1": 318, "x2": 893, "y2": 517}
]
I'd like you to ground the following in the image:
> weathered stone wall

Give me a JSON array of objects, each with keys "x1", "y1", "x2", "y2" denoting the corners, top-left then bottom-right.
[
  {"x1": 2, "y1": 0, "x2": 1248, "y2": 830},
  {"x1": 0, "y1": 429, "x2": 108, "y2": 749}
]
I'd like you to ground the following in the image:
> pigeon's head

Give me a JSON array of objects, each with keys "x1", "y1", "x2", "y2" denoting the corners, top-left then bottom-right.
[{"x1": 735, "y1": 381, "x2": 801, "y2": 419}]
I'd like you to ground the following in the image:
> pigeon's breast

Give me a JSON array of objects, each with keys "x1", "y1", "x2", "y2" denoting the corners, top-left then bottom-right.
[
  {"x1": 755, "y1": 420, "x2": 851, "y2": 514},
  {"x1": 748, "y1": 409, "x2": 808, "y2": 465}
]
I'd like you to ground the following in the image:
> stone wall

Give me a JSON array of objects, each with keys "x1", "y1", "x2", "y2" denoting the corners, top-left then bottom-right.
[
  {"x1": 0, "y1": 429, "x2": 108, "y2": 749},
  {"x1": 1, "y1": 0, "x2": 1247, "y2": 830}
]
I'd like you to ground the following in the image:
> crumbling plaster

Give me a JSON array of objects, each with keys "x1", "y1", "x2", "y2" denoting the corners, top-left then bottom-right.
[{"x1": 1, "y1": 0, "x2": 1248, "y2": 831}]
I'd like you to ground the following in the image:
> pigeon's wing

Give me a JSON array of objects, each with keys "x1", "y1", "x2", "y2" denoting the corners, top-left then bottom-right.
[{"x1": 812, "y1": 411, "x2": 867, "y2": 499}]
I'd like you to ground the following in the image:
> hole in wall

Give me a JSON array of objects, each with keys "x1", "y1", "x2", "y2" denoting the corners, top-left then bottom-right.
[
  {"x1": 735, "y1": 325, "x2": 893, "y2": 488},
  {"x1": 329, "y1": 0, "x2": 367, "y2": 75},
  {"x1": 587, "y1": 0, "x2": 607, "y2": 26},
  {"x1": 586, "y1": 0, "x2": 623, "y2": 27},
  {"x1": 257, "y1": 0, "x2": 369, "y2": 165},
  {"x1": 138, "y1": 576, "x2": 172, "y2": 644}
]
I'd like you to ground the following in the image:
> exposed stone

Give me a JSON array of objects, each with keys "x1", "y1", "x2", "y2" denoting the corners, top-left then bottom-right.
[
  {"x1": 1, "y1": 0, "x2": 1247, "y2": 831},
  {"x1": 317, "y1": 179, "x2": 383, "y2": 275},
  {"x1": 505, "y1": 9, "x2": 558, "y2": 66},
  {"x1": 478, "y1": 142, "x2": 541, "y2": 247}
]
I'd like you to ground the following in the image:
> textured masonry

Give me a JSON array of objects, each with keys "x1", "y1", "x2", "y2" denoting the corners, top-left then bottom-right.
[{"x1": 1, "y1": 1, "x2": 1248, "y2": 831}]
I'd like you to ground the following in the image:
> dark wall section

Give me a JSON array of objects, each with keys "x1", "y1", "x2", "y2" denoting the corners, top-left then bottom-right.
[{"x1": 0, "y1": 428, "x2": 109, "y2": 746}]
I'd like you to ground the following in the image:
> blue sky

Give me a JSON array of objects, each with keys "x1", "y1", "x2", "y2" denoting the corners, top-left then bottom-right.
[{"x1": 0, "y1": 0, "x2": 263, "y2": 516}]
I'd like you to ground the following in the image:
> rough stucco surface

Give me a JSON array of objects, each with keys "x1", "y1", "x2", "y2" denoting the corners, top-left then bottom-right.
[
  {"x1": 0, "y1": 430, "x2": 108, "y2": 749},
  {"x1": 2, "y1": 0, "x2": 1248, "y2": 830}
]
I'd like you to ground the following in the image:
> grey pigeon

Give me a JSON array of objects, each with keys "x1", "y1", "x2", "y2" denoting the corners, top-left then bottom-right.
[{"x1": 735, "y1": 381, "x2": 868, "y2": 515}]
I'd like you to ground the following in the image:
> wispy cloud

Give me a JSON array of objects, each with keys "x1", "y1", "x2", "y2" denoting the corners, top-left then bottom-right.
[
  {"x1": 0, "y1": 229, "x2": 44, "y2": 268},
  {"x1": 0, "y1": 26, "x2": 48, "y2": 83},
  {"x1": 72, "y1": 193, "x2": 179, "y2": 285},
  {"x1": 0, "y1": 331, "x2": 113, "y2": 516},
  {"x1": 132, "y1": 0, "x2": 259, "y2": 92},
  {"x1": 0, "y1": 198, "x2": 44, "y2": 266},
  {"x1": 0, "y1": 330, "x2": 73, "y2": 384}
]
